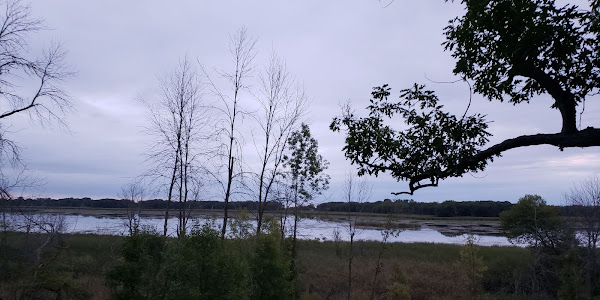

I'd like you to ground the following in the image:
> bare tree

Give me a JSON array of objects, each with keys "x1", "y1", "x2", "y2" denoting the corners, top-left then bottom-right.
[
  {"x1": 204, "y1": 27, "x2": 256, "y2": 239},
  {"x1": 343, "y1": 173, "x2": 372, "y2": 300},
  {"x1": 141, "y1": 57, "x2": 213, "y2": 237},
  {"x1": 0, "y1": 0, "x2": 72, "y2": 200},
  {"x1": 0, "y1": 0, "x2": 71, "y2": 264},
  {"x1": 273, "y1": 180, "x2": 293, "y2": 242},
  {"x1": 119, "y1": 182, "x2": 145, "y2": 235},
  {"x1": 565, "y1": 175, "x2": 600, "y2": 298},
  {"x1": 253, "y1": 53, "x2": 307, "y2": 235},
  {"x1": 8, "y1": 210, "x2": 68, "y2": 278},
  {"x1": 370, "y1": 215, "x2": 400, "y2": 300}
]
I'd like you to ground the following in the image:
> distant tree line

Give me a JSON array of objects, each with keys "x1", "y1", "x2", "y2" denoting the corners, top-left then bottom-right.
[
  {"x1": 2, "y1": 197, "x2": 284, "y2": 212},
  {"x1": 6, "y1": 197, "x2": 597, "y2": 219},
  {"x1": 317, "y1": 199, "x2": 514, "y2": 217}
]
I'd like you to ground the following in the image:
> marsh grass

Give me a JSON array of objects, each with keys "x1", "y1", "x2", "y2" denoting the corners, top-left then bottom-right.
[
  {"x1": 297, "y1": 240, "x2": 531, "y2": 299},
  {"x1": 1, "y1": 232, "x2": 530, "y2": 299}
]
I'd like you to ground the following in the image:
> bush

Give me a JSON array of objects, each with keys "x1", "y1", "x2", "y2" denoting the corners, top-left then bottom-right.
[
  {"x1": 250, "y1": 223, "x2": 294, "y2": 300},
  {"x1": 160, "y1": 225, "x2": 249, "y2": 300},
  {"x1": 386, "y1": 264, "x2": 411, "y2": 300},
  {"x1": 107, "y1": 229, "x2": 165, "y2": 300}
]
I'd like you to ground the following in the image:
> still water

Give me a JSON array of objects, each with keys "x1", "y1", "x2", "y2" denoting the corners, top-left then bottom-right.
[{"x1": 2, "y1": 213, "x2": 520, "y2": 247}]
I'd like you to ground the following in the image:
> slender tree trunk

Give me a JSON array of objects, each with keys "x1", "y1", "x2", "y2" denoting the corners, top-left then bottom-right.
[
  {"x1": 370, "y1": 231, "x2": 388, "y2": 300},
  {"x1": 292, "y1": 184, "x2": 299, "y2": 259},
  {"x1": 164, "y1": 154, "x2": 179, "y2": 237},
  {"x1": 280, "y1": 204, "x2": 289, "y2": 242},
  {"x1": 257, "y1": 161, "x2": 267, "y2": 234},
  {"x1": 256, "y1": 105, "x2": 272, "y2": 235},
  {"x1": 221, "y1": 96, "x2": 237, "y2": 240},
  {"x1": 291, "y1": 203, "x2": 299, "y2": 271},
  {"x1": 212, "y1": 28, "x2": 255, "y2": 240},
  {"x1": 165, "y1": 109, "x2": 183, "y2": 237},
  {"x1": 222, "y1": 155, "x2": 234, "y2": 239},
  {"x1": 178, "y1": 149, "x2": 184, "y2": 237},
  {"x1": 348, "y1": 232, "x2": 354, "y2": 300},
  {"x1": 182, "y1": 139, "x2": 189, "y2": 237}
]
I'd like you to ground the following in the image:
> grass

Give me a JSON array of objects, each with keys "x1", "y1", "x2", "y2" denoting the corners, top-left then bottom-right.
[
  {"x1": 0, "y1": 231, "x2": 531, "y2": 299},
  {"x1": 296, "y1": 239, "x2": 530, "y2": 299}
]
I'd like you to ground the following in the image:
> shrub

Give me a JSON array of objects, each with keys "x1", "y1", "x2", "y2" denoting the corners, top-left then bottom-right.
[
  {"x1": 107, "y1": 229, "x2": 165, "y2": 300},
  {"x1": 160, "y1": 224, "x2": 250, "y2": 300},
  {"x1": 251, "y1": 222, "x2": 294, "y2": 300}
]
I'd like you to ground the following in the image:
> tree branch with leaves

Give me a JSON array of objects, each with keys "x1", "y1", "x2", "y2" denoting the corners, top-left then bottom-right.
[{"x1": 331, "y1": 0, "x2": 600, "y2": 195}]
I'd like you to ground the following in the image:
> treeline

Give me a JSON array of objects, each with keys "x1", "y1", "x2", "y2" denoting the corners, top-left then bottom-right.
[
  {"x1": 2, "y1": 197, "x2": 512, "y2": 217},
  {"x1": 3, "y1": 197, "x2": 284, "y2": 212},
  {"x1": 7, "y1": 197, "x2": 591, "y2": 219},
  {"x1": 317, "y1": 199, "x2": 514, "y2": 217}
]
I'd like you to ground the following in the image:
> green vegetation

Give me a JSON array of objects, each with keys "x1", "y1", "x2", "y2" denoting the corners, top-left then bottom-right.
[
  {"x1": 499, "y1": 195, "x2": 599, "y2": 299},
  {"x1": 1, "y1": 227, "x2": 536, "y2": 299}
]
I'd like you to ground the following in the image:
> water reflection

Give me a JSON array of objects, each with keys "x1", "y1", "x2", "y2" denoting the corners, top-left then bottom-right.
[{"x1": 2, "y1": 213, "x2": 522, "y2": 247}]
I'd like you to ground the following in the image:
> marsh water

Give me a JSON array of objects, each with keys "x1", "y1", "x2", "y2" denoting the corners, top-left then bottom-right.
[{"x1": 2, "y1": 212, "x2": 522, "y2": 247}]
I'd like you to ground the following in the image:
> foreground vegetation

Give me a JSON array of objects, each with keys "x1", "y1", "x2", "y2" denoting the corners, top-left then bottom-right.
[{"x1": 1, "y1": 226, "x2": 534, "y2": 300}]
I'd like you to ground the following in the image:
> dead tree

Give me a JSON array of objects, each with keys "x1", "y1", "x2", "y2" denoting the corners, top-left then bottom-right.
[
  {"x1": 565, "y1": 175, "x2": 600, "y2": 298},
  {"x1": 204, "y1": 27, "x2": 256, "y2": 240},
  {"x1": 0, "y1": 0, "x2": 72, "y2": 200},
  {"x1": 343, "y1": 173, "x2": 372, "y2": 300},
  {"x1": 253, "y1": 53, "x2": 307, "y2": 235},
  {"x1": 118, "y1": 182, "x2": 145, "y2": 235},
  {"x1": 141, "y1": 58, "x2": 212, "y2": 237}
]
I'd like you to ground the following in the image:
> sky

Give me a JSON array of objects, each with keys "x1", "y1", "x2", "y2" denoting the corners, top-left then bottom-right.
[{"x1": 5, "y1": 0, "x2": 599, "y2": 205}]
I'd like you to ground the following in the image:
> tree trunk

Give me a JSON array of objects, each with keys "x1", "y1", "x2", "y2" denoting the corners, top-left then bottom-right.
[
  {"x1": 348, "y1": 232, "x2": 354, "y2": 300},
  {"x1": 256, "y1": 131, "x2": 270, "y2": 235},
  {"x1": 221, "y1": 155, "x2": 234, "y2": 240},
  {"x1": 164, "y1": 155, "x2": 179, "y2": 237}
]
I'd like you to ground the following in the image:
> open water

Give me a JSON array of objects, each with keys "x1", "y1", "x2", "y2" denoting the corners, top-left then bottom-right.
[{"x1": 1, "y1": 213, "x2": 522, "y2": 247}]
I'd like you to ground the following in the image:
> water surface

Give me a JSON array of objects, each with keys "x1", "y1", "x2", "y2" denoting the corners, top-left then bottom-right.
[{"x1": 2, "y1": 213, "x2": 521, "y2": 247}]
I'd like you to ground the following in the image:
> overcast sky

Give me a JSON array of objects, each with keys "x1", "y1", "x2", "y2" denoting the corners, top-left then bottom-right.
[{"x1": 7, "y1": 0, "x2": 599, "y2": 205}]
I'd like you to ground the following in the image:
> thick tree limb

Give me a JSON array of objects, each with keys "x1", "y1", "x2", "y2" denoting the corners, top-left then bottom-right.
[{"x1": 398, "y1": 127, "x2": 600, "y2": 195}]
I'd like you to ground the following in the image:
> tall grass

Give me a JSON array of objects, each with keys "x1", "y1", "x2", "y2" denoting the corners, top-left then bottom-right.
[{"x1": 0, "y1": 232, "x2": 531, "y2": 299}]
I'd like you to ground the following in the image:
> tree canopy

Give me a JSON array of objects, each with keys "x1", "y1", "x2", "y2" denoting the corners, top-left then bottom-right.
[
  {"x1": 499, "y1": 194, "x2": 565, "y2": 249},
  {"x1": 331, "y1": 0, "x2": 600, "y2": 194},
  {"x1": 284, "y1": 123, "x2": 330, "y2": 204}
]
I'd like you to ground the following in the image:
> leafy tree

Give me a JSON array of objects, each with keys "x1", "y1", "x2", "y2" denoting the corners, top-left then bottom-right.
[
  {"x1": 331, "y1": 0, "x2": 600, "y2": 195},
  {"x1": 500, "y1": 195, "x2": 567, "y2": 250},
  {"x1": 500, "y1": 194, "x2": 574, "y2": 296},
  {"x1": 282, "y1": 123, "x2": 329, "y2": 264},
  {"x1": 456, "y1": 234, "x2": 487, "y2": 298}
]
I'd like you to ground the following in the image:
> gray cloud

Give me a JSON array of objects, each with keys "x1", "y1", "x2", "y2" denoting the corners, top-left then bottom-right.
[{"x1": 5, "y1": 0, "x2": 598, "y2": 204}]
